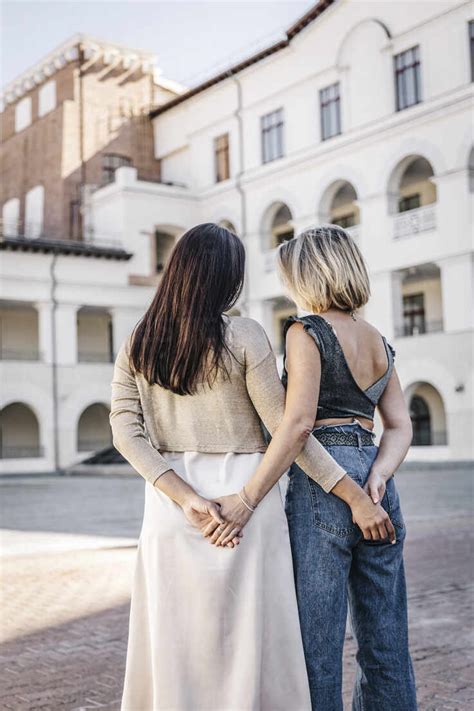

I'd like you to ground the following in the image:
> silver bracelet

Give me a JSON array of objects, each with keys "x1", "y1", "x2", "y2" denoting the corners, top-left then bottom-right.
[{"x1": 238, "y1": 490, "x2": 256, "y2": 513}]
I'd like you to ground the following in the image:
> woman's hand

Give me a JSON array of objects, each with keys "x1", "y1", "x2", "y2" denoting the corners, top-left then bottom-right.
[
  {"x1": 364, "y1": 469, "x2": 389, "y2": 504},
  {"x1": 181, "y1": 493, "x2": 224, "y2": 531},
  {"x1": 203, "y1": 494, "x2": 254, "y2": 547},
  {"x1": 350, "y1": 490, "x2": 396, "y2": 543},
  {"x1": 180, "y1": 494, "x2": 242, "y2": 548}
]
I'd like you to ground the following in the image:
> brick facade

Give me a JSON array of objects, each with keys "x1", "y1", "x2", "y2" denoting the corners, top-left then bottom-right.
[{"x1": 0, "y1": 39, "x2": 177, "y2": 242}]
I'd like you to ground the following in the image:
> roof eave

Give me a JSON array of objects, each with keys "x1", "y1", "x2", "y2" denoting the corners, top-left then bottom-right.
[
  {"x1": 0, "y1": 236, "x2": 133, "y2": 260},
  {"x1": 149, "y1": 0, "x2": 336, "y2": 119}
]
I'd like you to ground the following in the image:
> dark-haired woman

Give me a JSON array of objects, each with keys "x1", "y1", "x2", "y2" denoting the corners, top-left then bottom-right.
[{"x1": 110, "y1": 223, "x2": 394, "y2": 711}]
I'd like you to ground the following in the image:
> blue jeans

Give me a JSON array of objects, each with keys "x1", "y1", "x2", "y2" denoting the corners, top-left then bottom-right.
[{"x1": 285, "y1": 422, "x2": 417, "y2": 711}]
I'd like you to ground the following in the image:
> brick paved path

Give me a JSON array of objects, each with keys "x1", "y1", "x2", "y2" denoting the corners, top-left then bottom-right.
[{"x1": 0, "y1": 467, "x2": 472, "y2": 710}]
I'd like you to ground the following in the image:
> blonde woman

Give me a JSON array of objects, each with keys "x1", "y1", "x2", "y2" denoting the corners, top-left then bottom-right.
[{"x1": 278, "y1": 225, "x2": 417, "y2": 711}]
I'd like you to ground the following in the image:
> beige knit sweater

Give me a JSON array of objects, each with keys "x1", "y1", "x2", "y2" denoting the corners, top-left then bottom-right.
[{"x1": 109, "y1": 315, "x2": 346, "y2": 493}]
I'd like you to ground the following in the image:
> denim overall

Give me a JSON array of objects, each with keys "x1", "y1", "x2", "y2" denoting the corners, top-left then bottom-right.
[{"x1": 282, "y1": 315, "x2": 417, "y2": 710}]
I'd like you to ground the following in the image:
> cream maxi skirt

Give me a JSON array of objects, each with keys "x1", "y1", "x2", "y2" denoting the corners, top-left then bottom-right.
[{"x1": 121, "y1": 451, "x2": 311, "y2": 711}]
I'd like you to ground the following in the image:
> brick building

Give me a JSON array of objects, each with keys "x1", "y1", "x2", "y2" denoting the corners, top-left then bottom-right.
[{"x1": 0, "y1": 34, "x2": 183, "y2": 243}]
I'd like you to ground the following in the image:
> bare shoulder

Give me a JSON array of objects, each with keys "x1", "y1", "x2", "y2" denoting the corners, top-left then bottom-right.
[
  {"x1": 286, "y1": 320, "x2": 309, "y2": 343},
  {"x1": 354, "y1": 315, "x2": 386, "y2": 341},
  {"x1": 286, "y1": 319, "x2": 321, "y2": 358}
]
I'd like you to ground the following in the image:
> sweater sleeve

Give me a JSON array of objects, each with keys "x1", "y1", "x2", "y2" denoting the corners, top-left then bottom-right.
[
  {"x1": 109, "y1": 337, "x2": 173, "y2": 485},
  {"x1": 244, "y1": 323, "x2": 346, "y2": 493}
]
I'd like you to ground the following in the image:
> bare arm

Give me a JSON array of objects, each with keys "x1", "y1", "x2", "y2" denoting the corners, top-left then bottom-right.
[
  {"x1": 364, "y1": 368, "x2": 413, "y2": 503},
  {"x1": 242, "y1": 322, "x2": 325, "y2": 505},
  {"x1": 283, "y1": 324, "x2": 395, "y2": 541},
  {"x1": 212, "y1": 323, "x2": 395, "y2": 545}
]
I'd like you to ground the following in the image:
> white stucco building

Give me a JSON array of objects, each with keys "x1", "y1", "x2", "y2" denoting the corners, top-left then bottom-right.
[{"x1": 1, "y1": 0, "x2": 473, "y2": 472}]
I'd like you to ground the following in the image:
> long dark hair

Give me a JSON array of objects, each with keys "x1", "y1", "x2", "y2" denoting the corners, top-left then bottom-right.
[{"x1": 129, "y1": 223, "x2": 245, "y2": 395}]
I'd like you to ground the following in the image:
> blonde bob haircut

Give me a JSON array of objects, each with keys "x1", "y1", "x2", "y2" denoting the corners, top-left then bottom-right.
[{"x1": 277, "y1": 224, "x2": 370, "y2": 314}]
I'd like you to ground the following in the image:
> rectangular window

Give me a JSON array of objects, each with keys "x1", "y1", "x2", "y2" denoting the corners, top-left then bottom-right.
[
  {"x1": 320, "y1": 83, "x2": 341, "y2": 141},
  {"x1": 214, "y1": 133, "x2": 230, "y2": 182},
  {"x1": 469, "y1": 21, "x2": 474, "y2": 82},
  {"x1": 334, "y1": 213, "x2": 356, "y2": 229},
  {"x1": 15, "y1": 96, "x2": 32, "y2": 132},
  {"x1": 394, "y1": 46, "x2": 421, "y2": 111},
  {"x1": 38, "y1": 80, "x2": 56, "y2": 117},
  {"x1": 261, "y1": 109, "x2": 284, "y2": 164},
  {"x1": 101, "y1": 154, "x2": 132, "y2": 185},
  {"x1": 403, "y1": 293, "x2": 426, "y2": 336},
  {"x1": 398, "y1": 194, "x2": 421, "y2": 213}
]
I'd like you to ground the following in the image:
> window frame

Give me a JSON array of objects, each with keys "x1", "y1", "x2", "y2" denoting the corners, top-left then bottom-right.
[
  {"x1": 101, "y1": 153, "x2": 132, "y2": 185},
  {"x1": 398, "y1": 193, "x2": 421, "y2": 213},
  {"x1": 394, "y1": 46, "x2": 422, "y2": 111},
  {"x1": 214, "y1": 133, "x2": 230, "y2": 183},
  {"x1": 319, "y1": 82, "x2": 341, "y2": 141},
  {"x1": 402, "y1": 292, "x2": 426, "y2": 336},
  {"x1": 38, "y1": 80, "x2": 56, "y2": 118},
  {"x1": 15, "y1": 96, "x2": 32, "y2": 133},
  {"x1": 261, "y1": 108, "x2": 284, "y2": 164},
  {"x1": 469, "y1": 20, "x2": 474, "y2": 82}
]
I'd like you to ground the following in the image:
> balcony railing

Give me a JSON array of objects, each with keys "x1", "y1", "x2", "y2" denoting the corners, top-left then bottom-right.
[
  {"x1": 78, "y1": 439, "x2": 112, "y2": 452},
  {"x1": 77, "y1": 351, "x2": 113, "y2": 363},
  {"x1": 0, "y1": 348, "x2": 40, "y2": 361},
  {"x1": 394, "y1": 320, "x2": 443, "y2": 338},
  {"x1": 412, "y1": 430, "x2": 448, "y2": 446},
  {"x1": 0, "y1": 219, "x2": 123, "y2": 250},
  {"x1": 0, "y1": 445, "x2": 44, "y2": 459},
  {"x1": 393, "y1": 204, "x2": 436, "y2": 239}
]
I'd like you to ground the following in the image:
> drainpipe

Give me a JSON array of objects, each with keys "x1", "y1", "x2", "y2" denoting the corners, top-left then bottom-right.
[
  {"x1": 78, "y1": 45, "x2": 86, "y2": 241},
  {"x1": 49, "y1": 253, "x2": 62, "y2": 474},
  {"x1": 229, "y1": 72, "x2": 250, "y2": 315}
]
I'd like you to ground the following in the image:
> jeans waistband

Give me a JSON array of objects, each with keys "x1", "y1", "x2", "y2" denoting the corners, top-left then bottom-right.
[{"x1": 313, "y1": 429, "x2": 374, "y2": 448}]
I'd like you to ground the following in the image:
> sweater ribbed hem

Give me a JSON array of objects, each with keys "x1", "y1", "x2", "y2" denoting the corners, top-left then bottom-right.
[{"x1": 154, "y1": 444, "x2": 269, "y2": 454}]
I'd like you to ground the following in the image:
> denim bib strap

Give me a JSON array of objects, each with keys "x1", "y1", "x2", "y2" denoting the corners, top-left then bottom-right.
[{"x1": 282, "y1": 314, "x2": 395, "y2": 422}]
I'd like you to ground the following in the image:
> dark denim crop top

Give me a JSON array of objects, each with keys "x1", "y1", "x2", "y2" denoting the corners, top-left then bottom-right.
[{"x1": 281, "y1": 315, "x2": 396, "y2": 422}]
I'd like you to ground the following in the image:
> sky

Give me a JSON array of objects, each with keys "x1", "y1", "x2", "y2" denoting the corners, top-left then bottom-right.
[{"x1": 1, "y1": 0, "x2": 311, "y2": 89}]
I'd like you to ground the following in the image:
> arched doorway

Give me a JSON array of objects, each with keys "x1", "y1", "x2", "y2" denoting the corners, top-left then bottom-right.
[
  {"x1": 218, "y1": 220, "x2": 237, "y2": 234},
  {"x1": 77, "y1": 403, "x2": 112, "y2": 452},
  {"x1": 0, "y1": 402, "x2": 41, "y2": 458},
  {"x1": 388, "y1": 155, "x2": 437, "y2": 238},
  {"x1": 409, "y1": 395, "x2": 431, "y2": 445},
  {"x1": 318, "y1": 180, "x2": 360, "y2": 233},
  {"x1": 407, "y1": 382, "x2": 447, "y2": 446},
  {"x1": 261, "y1": 202, "x2": 294, "y2": 249}
]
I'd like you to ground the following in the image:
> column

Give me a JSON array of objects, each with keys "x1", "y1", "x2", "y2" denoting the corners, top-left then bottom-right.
[
  {"x1": 35, "y1": 301, "x2": 54, "y2": 364},
  {"x1": 247, "y1": 299, "x2": 270, "y2": 331},
  {"x1": 364, "y1": 270, "x2": 403, "y2": 340},
  {"x1": 55, "y1": 304, "x2": 78, "y2": 365},
  {"x1": 433, "y1": 168, "x2": 472, "y2": 256},
  {"x1": 109, "y1": 307, "x2": 145, "y2": 356},
  {"x1": 439, "y1": 254, "x2": 474, "y2": 333}
]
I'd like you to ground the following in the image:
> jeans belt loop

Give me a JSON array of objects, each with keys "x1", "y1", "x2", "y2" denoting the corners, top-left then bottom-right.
[{"x1": 357, "y1": 432, "x2": 362, "y2": 451}]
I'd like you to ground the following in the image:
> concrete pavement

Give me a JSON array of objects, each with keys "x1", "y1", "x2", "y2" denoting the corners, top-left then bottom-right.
[{"x1": 0, "y1": 466, "x2": 472, "y2": 710}]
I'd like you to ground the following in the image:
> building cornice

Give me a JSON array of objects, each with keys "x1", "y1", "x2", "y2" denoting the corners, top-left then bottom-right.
[
  {"x1": 0, "y1": 235, "x2": 132, "y2": 260},
  {"x1": 1, "y1": 33, "x2": 165, "y2": 109}
]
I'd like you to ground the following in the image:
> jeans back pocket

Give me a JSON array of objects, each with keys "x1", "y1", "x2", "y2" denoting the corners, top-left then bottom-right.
[{"x1": 306, "y1": 445, "x2": 363, "y2": 538}]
